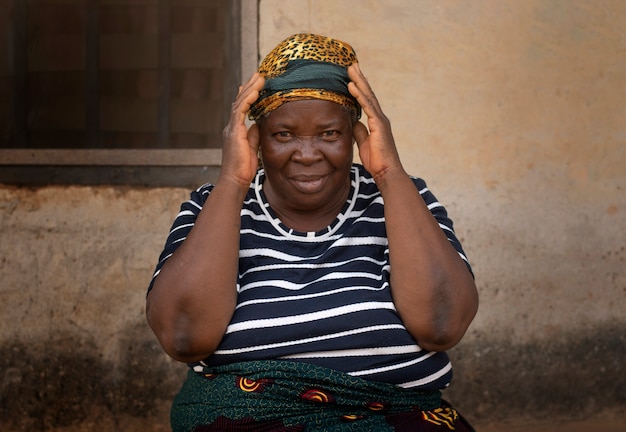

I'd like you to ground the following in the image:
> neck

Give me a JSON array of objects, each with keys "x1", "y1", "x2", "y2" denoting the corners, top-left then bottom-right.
[
  {"x1": 272, "y1": 205, "x2": 343, "y2": 233},
  {"x1": 263, "y1": 179, "x2": 350, "y2": 233}
]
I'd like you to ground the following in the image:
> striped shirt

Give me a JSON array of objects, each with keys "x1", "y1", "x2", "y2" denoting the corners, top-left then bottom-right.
[{"x1": 149, "y1": 164, "x2": 472, "y2": 391}]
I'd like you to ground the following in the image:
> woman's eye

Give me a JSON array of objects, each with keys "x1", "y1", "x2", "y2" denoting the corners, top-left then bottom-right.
[
  {"x1": 273, "y1": 131, "x2": 293, "y2": 141},
  {"x1": 321, "y1": 130, "x2": 339, "y2": 140}
]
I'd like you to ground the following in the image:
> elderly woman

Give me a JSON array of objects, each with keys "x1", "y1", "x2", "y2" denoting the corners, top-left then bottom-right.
[{"x1": 147, "y1": 34, "x2": 478, "y2": 431}]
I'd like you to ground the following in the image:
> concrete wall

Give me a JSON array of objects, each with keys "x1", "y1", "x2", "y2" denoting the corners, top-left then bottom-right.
[
  {"x1": 0, "y1": 186, "x2": 190, "y2": 430},
  {"x1": 1, "y1": 0, "x2": 624, "y2": 430},
  {"x1": 257, "y1": 0, "x2": 626, "y2": 421}
]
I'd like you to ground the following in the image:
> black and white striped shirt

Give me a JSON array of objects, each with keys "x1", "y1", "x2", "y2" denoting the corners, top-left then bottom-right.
[{"x1": 149, "y1": 164, "x2": 472, "y2": 391}]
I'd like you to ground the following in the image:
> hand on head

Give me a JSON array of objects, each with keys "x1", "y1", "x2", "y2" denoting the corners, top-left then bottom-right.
[
  {"x1": 223, "y1": 33, "x2": 405, "y2": 188},
  {"x1": 348, "y1": 63, "x2": 403, "y2": 180},
  {"x1": 220, "y1": 72, "x2": 265, "y2": 187}
]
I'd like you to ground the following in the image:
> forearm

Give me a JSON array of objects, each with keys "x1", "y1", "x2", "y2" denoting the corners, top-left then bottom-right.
[
  {"x1": 146, "y1": 179, "x2": 248, "y2": 362},
  {"x1": 376, "y1": 167, "x2": 478, "y2": 351}
]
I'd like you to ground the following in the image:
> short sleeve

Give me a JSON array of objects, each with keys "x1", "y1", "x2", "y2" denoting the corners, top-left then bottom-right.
[
  {"x1": 412, "y1": 177, "x2": 473, "y2": 277},
  {"x1": 147, "y1": 184, "x2": 214, "y2": 293}
]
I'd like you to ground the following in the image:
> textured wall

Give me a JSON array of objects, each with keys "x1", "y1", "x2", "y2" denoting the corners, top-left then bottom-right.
[
  {"x1": 0, "y1": 186, "x2": 189, "y2": 430},
  {"x1": 0, "y1": 0, "x2": 624, "y2": 430},
  {"x1": 257, "y1": 0, "x2": 626, "y2": 423}
]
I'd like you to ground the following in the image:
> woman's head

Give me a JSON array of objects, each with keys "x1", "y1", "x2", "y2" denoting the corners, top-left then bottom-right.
[
  {"x1": 257, "y1": 98, "x2": 354, "y2": 212},
  {"x1": 250, "y1": 34, "x2": 359, "y2": 228},
  {"x1": 248, "y1": 34, "x2": 361, "y2": 122}
]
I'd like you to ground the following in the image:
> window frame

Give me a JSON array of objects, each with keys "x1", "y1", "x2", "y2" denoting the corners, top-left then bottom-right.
[{"x1": 0, "y1": 0, "x2": 259, "y2": 188}]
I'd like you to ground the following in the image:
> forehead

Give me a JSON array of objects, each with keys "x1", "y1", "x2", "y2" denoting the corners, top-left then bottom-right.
[{"x1": 259, "y1": 99, "x2": 351, "y2": 127}]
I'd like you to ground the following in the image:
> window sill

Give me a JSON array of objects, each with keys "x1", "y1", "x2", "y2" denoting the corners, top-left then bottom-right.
[
  {"x1": 0, "y1": 149, "x2": 223, "y2": 187},
  {"x1": 0, "y1": 149, "x2": 222, "y2": 166}
]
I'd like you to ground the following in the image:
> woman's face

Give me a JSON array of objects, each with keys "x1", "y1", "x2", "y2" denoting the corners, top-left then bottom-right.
[{"x1": 258, "y1": 99, "x2": 354, "y2": 215}]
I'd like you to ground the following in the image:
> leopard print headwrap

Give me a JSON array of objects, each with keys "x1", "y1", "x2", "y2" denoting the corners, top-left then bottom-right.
[{"x1": 248, "y1": 34, "x2": 361, "y2": 121}]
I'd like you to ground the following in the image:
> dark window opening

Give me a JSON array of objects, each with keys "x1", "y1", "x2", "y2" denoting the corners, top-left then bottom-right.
[{"x1": 0, "y1": 0, "x2": 253, "y2": 187}]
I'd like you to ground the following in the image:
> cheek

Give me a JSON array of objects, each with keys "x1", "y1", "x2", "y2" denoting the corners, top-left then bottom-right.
[
  {"x1": 327, "y1": 141, "x2": 354, "y2": 165},
  {"x1": 260, "y1": 143, "x2": 291, "y2": 167}
]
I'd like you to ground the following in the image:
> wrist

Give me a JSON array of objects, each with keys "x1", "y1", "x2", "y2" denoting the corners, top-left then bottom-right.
[
  {"x1": 215, "y1": 174, "x2": 254, "y2": 198},
  {"x1": 372, "y1": 165, "x2": 407, "y2": 193}
]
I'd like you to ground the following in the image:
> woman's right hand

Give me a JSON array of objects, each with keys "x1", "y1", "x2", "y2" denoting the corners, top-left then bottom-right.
[
  {"x1": 219, "y1": 72, "x2": 265, "y2": 187},
  {"x1": 146, "y1": 74, "x2": 265, "y2": 363}
]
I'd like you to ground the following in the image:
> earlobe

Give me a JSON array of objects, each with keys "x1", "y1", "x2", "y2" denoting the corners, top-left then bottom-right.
[
  {"x1": 247, "y1": 123, "x2": 260, "y2": 146},
  {"x1": 352, "y1": 121, "x2": 369, "y2": 145}
]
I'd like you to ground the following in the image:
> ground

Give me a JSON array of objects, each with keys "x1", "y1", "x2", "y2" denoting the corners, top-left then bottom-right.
[{"x1": 479, "y1": 418, "x2": 625, "y2": 432}]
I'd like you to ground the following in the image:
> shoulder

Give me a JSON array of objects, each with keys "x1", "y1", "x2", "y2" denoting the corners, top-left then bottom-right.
[
  {"x1": 189, "y1": 183, "x2": 215, "y2": 204},
  {"x1": 408, "y1": 175, "x2": 428, "y2": 191},
  {"x1": 353, "y1": 163, "x2": 377, "y2": 190},
  {"x1": 187, "y1": 180, "x2": 255, "y2": 206}
]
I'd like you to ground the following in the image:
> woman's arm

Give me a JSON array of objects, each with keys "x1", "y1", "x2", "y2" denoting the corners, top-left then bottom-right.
[
  {"x1": 377, "y1": 169, "x2": 478, "y2": 351},
  {"x1": 146, "y1": 73, "x2": 265, "y2": 362},
  {"x1": 348, "y1": 64, "x2": 478, "y2": 351}
]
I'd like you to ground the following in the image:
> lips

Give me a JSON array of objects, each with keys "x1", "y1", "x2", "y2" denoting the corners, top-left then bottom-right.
[{"x1": 289, "y1": 174, "x2": 327, "y2": 193}]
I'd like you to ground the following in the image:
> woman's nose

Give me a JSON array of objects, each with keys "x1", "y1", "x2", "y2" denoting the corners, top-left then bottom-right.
[{"x1": 293, "y1": 136, "x2": 322, "y2": 161}]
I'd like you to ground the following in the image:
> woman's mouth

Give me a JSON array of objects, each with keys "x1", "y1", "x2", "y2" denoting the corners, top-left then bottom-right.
[{"x1": 290, "y1": 175, "x2": 326, "y2": 193}]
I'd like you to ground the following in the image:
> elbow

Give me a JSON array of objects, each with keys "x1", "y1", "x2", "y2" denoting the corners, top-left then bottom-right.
[
  {"x1": 151, "y1": 323, "x2": 217, "y2": 363},
  {"x1": 428, "y1": 283, "x2": 479, "y2": 351},
  {"x1": 410, "y1": 296, "x2": 479, "y2": 352},
  {"x1": 408, "y1": 311, "x2": 464, "y2": 351},
  {"x1": 415, "y1": 327, "x2": 466, "y2": 352},
  {"x1": 165, "y1": 332, "x2": 216, "y2": 363},
  {"x1": 146, "y1": 299, "x2": 216, "y2": 363}
]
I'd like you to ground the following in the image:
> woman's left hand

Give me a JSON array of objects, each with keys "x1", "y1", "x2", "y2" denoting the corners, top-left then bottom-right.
[
  {"x1": 348, "y1": 63, "x2": 403, "y2": 180},
  {"x1": 349, "y1": 65, "x2": 478, "y2": 352}
]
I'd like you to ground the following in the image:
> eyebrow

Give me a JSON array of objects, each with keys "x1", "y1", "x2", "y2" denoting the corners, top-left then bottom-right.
[
  {"x1": 317, "y1": 120, "x2": 344, "y2": 129},
  {"x1": 266, "y1": 119, "x2": 345, "y2": 131}
]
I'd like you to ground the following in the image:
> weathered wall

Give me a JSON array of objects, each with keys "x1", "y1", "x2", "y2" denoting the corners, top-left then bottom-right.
[
  {"x1": 1, "y1": 0, "x2": 625, "y2": 430},
  {"x1": 0, "y1": 186, "x2": 189, "y2": 430},
  {"x1": 257, "y1": 0, "x2": 626, "y2": 424}
]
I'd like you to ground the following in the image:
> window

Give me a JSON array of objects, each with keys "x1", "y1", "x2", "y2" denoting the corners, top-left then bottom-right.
[{"x1": 0, "y1": 0, "x2": 258, "y2": 187}]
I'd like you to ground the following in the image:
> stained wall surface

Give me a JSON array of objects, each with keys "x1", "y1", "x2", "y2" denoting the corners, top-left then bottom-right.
[
  {"x1": 257, "y1": 0, "x2": 626, "y2": 418},
  {"x1": 1, "y1": 0, "x2": 625, "y2": 430}
]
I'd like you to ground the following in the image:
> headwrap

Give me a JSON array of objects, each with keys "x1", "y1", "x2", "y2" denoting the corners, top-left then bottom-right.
[{"x1": 248, "y1": 33, "x2": 361, "y2": 121}]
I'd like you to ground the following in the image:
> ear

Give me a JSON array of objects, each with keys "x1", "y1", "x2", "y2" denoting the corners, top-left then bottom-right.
[
  {"x1": 247, "y1": 123, "x2": 260, "y2": 146},
  {"x1": 352, "y1": 121, "x2": 369, "y2": 146}
]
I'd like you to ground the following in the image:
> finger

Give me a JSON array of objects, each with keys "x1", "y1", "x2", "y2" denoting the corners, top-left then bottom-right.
[
  {"x1": 234, "y1": 73, "x2": 264, "y2": 107},
  {"x1": 230, "y1": 73, "x2": 264, "y2": 124},
  {"x1": 238, "y1": 72, "x2": 264, "y2": 96},
  {"x1": 348, "y1": 65, "x2": 384, "y2": 118},
  {"x1": 348, "y1": 64, "x2": 378, "y2": 101},
  {"x1": 348, "y1": 63, "x2": 374, "y2": 94}
]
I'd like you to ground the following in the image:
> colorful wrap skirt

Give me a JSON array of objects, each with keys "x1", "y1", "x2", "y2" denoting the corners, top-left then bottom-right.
[{"x1": 171, "y1": 360, "x2": 475, "y2": 432}]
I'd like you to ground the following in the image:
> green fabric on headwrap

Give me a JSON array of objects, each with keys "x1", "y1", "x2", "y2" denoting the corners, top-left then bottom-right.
[
  {"x1": 248, "y1": 34, "x2": 361, "y2": 121},
  {"x1": 249, "y1": 59, "x2": 360, "y2": 120},
  {"x1": 262, "y1": 60, "x2": 353, "y2": 100}
]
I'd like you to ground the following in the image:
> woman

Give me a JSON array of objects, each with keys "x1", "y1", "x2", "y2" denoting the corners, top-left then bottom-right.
[{"x1": 147, "y1": 34, "x2": 478, "y2": 431}]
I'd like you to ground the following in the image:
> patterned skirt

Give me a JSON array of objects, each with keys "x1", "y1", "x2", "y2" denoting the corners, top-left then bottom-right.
[{"x1": 171, "y1": 360, "x2": 475, "y2": 432}]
